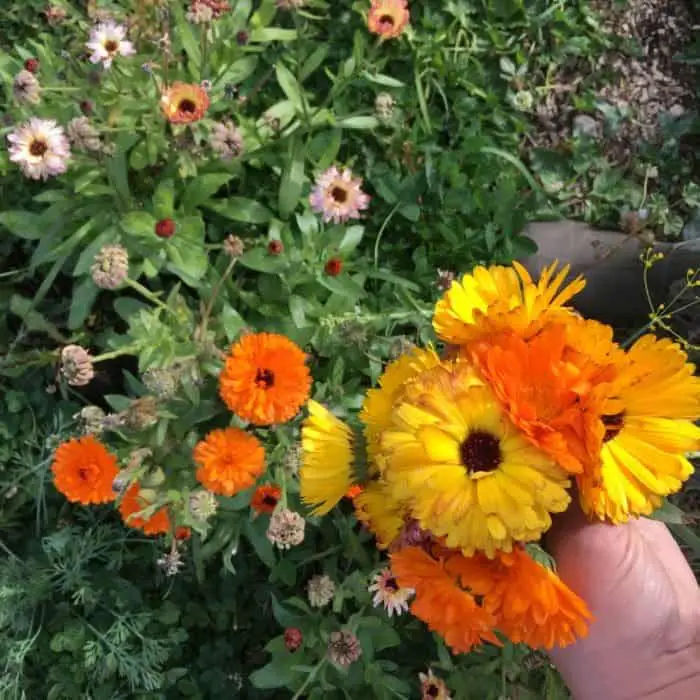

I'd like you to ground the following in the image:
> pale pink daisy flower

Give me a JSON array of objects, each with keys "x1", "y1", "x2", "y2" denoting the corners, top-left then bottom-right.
[
  {"x1": 8, "y1": 118, "x2": 71, "y2": 180},
  {"x1": 309, "y1": 166, "x2": 370, "y2": 224},
  {"x1": 86, "y1": 21, "x2": 135, "y2": 69},
  {"x1": 368, "y1": 567, "x2": 413, "y2": 617}
]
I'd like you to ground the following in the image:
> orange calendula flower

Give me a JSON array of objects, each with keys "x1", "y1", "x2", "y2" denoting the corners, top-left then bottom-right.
[
  {"x1": 118, "y1": 483, "x2": 171, "y2": 535},
  {"x1": 219, "y1": 332, "x2": 311, "y2": 425},
  {"x1": 578, "y1": 335, "x2": 700, "y2": 522},
  {"x1": 448, "y1": 547, "x2": 592, "y2": 650},
  {"x1": 194, "y1": 427, "x2": 265, "y2": 496},
  {"x1": 251, "y1": 484, "x2": 281, "y2": 514},
  {"x1": 367, "y1": 0, "x2": 410, "y2": 40},
  {"x1": 433, "y1": 261, "x2": 584, "y2": 349},
  {"x1": 390, "y1": 546, "x2": 499, "y2": 654},
  {"x1": 160, "y1": 81, "x2": 210, "y2": 124},
  {"x1": 51, "y1": 436, "x2": 119, "y2": 504},
  {"x1": 472, "y1": 319, "x2": 622, "y2": 474}
]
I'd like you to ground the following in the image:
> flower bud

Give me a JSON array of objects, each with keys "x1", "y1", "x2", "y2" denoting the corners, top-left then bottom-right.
[
  {"x1": 60, "y1": 345, "x2": 95, "y2": 386},
  {"x1": 24, "y1": 58, "x2": 40, "y2": 74},
  {"x1": 155, "y1": 218, "x2": 176, "y2": 238},
  {"x1": 267, "y1": 240, "x2": 283, "y2": 256},
  {"x1": 284, "y1": 627, "x2": 303, "y2": 652},
  {"x1": 91, "y1": 244, "x2": 129, "y2": 289}
]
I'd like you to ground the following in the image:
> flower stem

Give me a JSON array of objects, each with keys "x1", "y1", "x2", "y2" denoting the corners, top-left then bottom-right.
[
  {"x1": 291, "y1": 659, "x2": 327, "y2": 700},
  {"x1": 124, "y1": 278, "x2": 173, "y2": 315}
]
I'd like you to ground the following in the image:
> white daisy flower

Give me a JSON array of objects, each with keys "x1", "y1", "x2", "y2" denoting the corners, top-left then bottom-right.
[
  {"x1": 86, "y1": 21, "x2": 135, "y2": 69},
  {"x1": 368, "y1": 567, "x2": 413, "y2": 617},
  {"x1": 8, "y1": 118, "x2": 71, "y2": 181}
]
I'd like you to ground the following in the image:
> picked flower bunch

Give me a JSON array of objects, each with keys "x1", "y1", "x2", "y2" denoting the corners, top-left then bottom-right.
[{"x1": 300, "y1": 261, "x2": 700, "y2": 653}]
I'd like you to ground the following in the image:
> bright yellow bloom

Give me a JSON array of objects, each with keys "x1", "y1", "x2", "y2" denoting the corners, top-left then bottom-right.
[
  {"x1": 433, "y1": 261, "x2": 584, "y2": 348},
  {"x1": 578, "y1": 335, "x2": 700, "y2": 522},
  {"x1": 354, "y1": 480, "x2": 407, "y2": 549},
  {"x1": 381, "y1": 363, "x2": 571, "y2": 557},
  {"x1": 360, "y1": 347, "x2": 441, "y2": 463},
  {"x1": 301, "y1": 401, "x2": 354, "y2": 515}
]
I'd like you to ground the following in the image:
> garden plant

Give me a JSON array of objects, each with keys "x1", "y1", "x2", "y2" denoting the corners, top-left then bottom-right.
[{"x1": 1, "y1": 1, "x2": 700, "y2": 699}]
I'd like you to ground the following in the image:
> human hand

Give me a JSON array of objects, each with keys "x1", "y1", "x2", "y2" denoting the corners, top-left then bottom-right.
[{"x1": 547, "y1": 504, "x2": 700, "y2": 700}]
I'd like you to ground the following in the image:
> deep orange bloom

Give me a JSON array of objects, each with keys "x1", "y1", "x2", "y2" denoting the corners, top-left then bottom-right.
[
  {"x1": 345, "y1": 484, "x2": 364, "y2": 500},
  {"x1": 194, "y1": 427, "x2": 265, "y2": 496},
  {"x1": 175, "y1": 526, "x2": 191, "y2": 540},
  {"x1": 368, "y1": 0, "x2": 410, "y2": 39},
  {"x1": 251, "y1": 484, "x2": 281, "y2": 514},
  {"x1": 51, "y1": 436, "x2": 118, "y2": 505},
  {"x1": 219, "y1": 332, "x2": 311, "y2": 425},
  {"x1": 447, "y1": 547, "x2": 592, "y2": 650},
  {"x1": 471, "y1": 318, "x2": 622, "y2": 473},
  {"x1": 118, "y1": 483, "x2": 171, "y2": 535},
  {"x1": 390, "y1": 547, "x2": 499, "y2": 653},
  {"x1": 160, "y1": 82, "x2": 209, "y2": 124}
]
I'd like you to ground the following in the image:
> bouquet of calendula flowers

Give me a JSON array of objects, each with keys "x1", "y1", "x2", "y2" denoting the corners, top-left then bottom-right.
[{"x1": 300, "y1": 261, "x2": 700, "y2": 653}]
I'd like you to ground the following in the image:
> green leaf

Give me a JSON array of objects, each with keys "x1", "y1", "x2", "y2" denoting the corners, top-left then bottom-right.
[
  {"x1": 206, "y1": 198, "x2": 274, "y2": 224},
  {"x1": 0, "y1": 210, "x2": 43, "y2": 239},
  {"x1": 361, "y1": 71, "x2": 405, "y2": 88},
  {"x1": 172, "y1": 2, "x2": 201, "y2": 72},
  {"x1": 338, "y1": 225, "x2": 364, "y2": 253},
  {"x1": 250, "y1": 27, "x2": 298, "y2": 42},
  {"x1": 300, "y1": 45, "x2": 329, "y2": 82},
  {"x1": 181, "y1": 173, "x2": 234, "y2": 211},
  {"x1": 336, "y1": 116, "x2": 380, "y2": 130},
  {"x1": 238, "y1": 247, "x2": 288, "y2": 273},
  {"x1": 68, "y1": 278, "x2": 99, "y2": 330},
  {"x1": 278, "y1": 140, "x2": 305, "y2": 218},
  {"x1": 289, "y1": 295, "x2": 307, "y2": 327},
  {"x1": 153, "y1": 179, "x2": 175, "y2": 218},
  {"x1": 270, "y1": 594, "x2": 307, "y2": 628},
  {"x1": 317, "y1": 274, "x2": 366, "y2": 302},
  {"x1": 221, "y1": 304, "x2": 247, "y2": 341},
  {"x1": 651, "y1": 498, "x2": 686, "y2": 524},
  {"x1": 275, "y1": 62, "x2": 304, "y2": 112},
  {"x1": 216, "y1": 55, "x2": 259, "y2": 86},
  {"x1": 249, "y1": 656, "x2": 301, "y2": 690},
  {"x1": 9, "y1": 295, "x2": 68, "y2": 343},
  {"x1": 244, "y1": 518, "x2": 276, "y2": 568},
  {"x1": 165, "y1": 217, "x2": 208, "y2": 285},
  {"x1": 121, "y1": 211, "x2": 157, "y2": 238}
]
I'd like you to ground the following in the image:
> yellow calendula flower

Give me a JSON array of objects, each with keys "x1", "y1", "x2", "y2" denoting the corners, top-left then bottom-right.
[
  {"x1": 360, "y1": 347, "x2": 441, "y2": 463},
  {"x1": 381, "y1": 363, "x2": 571, "y2": 557},
  {"x1": 433, "y1": 261, "x2": 584, "y2": 348},
  {"x1": 354, "y1": 480, "x2": 408, "y2": 549},
  {"x1": 578, "y1": 335, "x2": 700, "y2": 522},
  {"x1": 301, "y1": 401, "x2": 355, "y2": 515}
]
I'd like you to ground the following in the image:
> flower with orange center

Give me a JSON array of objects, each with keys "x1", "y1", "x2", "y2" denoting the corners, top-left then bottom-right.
[
  {"x1": 577, "y1": 335, "x2": 700, "y2": 523},
  {"x1": 51, "y1": 436, "x2": 119, "y2": 504},
  {"x1": 471, "y1": 318, "x2": 623, "y2": 474},
  {"x1": 367, "y1": 0, "x2": 410, "y2": 40},
  {"x1": 251, "y1": 484, "x2": 281, "y2": 514},
  {"x1": 446, "y1": 546, "x2": 592, "y2": 650},
  {"x1": 433, "y1": 261, "x2": 584, "y2": 350},
  {"x1": 160, "y1": 82, "x2": 210, "y2": 124},
  {"x1": 118, "y1": 483, "x2": 171, "y2": 535},
  {"x1": 390, "y1": 546, "x2": 499, "y2": 653},
  {"x1": 194, "y1": 427, "x2": 265, "y2": 496},
  {"x1": 219, "y1": 332, "x2": 311, "y2": 425}
]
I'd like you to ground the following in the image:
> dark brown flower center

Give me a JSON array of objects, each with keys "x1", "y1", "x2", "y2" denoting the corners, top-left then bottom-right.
[
  {"x1": 255, "y1": 368, "x2": 275, "y2": 389},
  {"x1": 104, "y1": 39, "x2": 119, "y2": 53},
  {"x1": 460, "y1": 430, "x2": 502, "y2": 475},
  {"x1": 178, "y1": 98, "x2": 197, "y2": 114},
  {"x1": 379, "y1": 14, "x2": 395, "y2": 27},
  {"x1": 331, "y1": 186, "x2": 348, "y2": 203},
  {"x1": 263, "y1": 494, "x2": 278, "y2": 506},
  {"x1": 603, "y1": 412, "x2": 625, "y2": 442},
  {"x1": 427, "y1": 685, "x2": 440, "y2": 698},
  {"x1": 384, "y1": 576, "x2": 399, "y2": 592},
  {"x1": 29, "y1": 139, "x2": 48, "y2": 157}
]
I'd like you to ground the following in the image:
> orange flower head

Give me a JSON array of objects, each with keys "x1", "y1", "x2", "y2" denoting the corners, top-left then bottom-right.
[
  {"x1": 368, "y1": 0, "x2": 410, "y2": 40},
  {"x1": 251, "y1": 484, "x2": 282, "y2": 514},
  {"x1": 472, "y1": 318, "x2": 622, "y2": 473},
  {"x1": 219, "y1": 332, "x2": 311, "y2": 425},
  {"x1": 194, "y1": 427, "x2": 265, "y2": 496},
  {"x1": 446, "y1": 547, "x2": 592, "y2": 650},
  {"x1": 434, "y1": 261, "x2": 584, "y2": 350},
  {"x1": 390, "y1": 546, "x2": 499, "y2": 654},
  {"x1": 160, "y1": 82, "x2": 210, "y2": 124},
  {"x1": 345, "y1": 484, "x2": 364, "y2": 500},
  {"x1": 52, "y1": 436, "x2": 119, "y2": 505},
  {"x1": 118, "y1": 483, "x2": 171, "y2": 535}
]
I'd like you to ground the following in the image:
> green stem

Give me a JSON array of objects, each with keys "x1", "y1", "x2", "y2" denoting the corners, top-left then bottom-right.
[
  {"x1": 373, "y1": 203, "x2": 401, "y2": 269},
  {"x1": 292, "y1": 659, "x2": 327, "y2": 700},
  {"x1": 124, "y1": 278, "x2": 174, "y2": 316},
  {"x1": 93, "y1": 346, "x2": 140, "y2": 364}
]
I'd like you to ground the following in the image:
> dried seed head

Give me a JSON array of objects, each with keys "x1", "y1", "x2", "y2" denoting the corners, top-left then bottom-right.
[
  {"x1": 125, "y1": 396, "x2": 159, "y2": 430},
  {"x1": 266, "y1": 508, "x2": 305, "y2": 549},
  {"x1": 157, "y1": 549, "x2": 185, "y2": 577},
  {"x1": 60, "y1": 345, "x2": 95, "y2": 386},
  {"x1": 223, "y1": 234, "x2": 245, "y2": 258},
  {"x1": 142, "y1": 366, "x2": 179, "y2": 399},
  {"x1": 375, "y1": 92, "x2": 395, "y2": 120},
  {"x1": 79, "y1": 405, "x2": 106, "y2": 434},
  {"x1": 13, "y1": 70, "x2": 41, "y2": 105},
  {"x1": 307, "y1": 574, "x2": 336, "y2": 608},
  {"x1": 189, "y1": 489, "x2": 218, "y2": 522},
  {"x1": 327, "y1": 630, "x2": 362, "y2": 667},
  {"x1": 91, "y1": 244, "x2": 129, "y2": 289}
]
